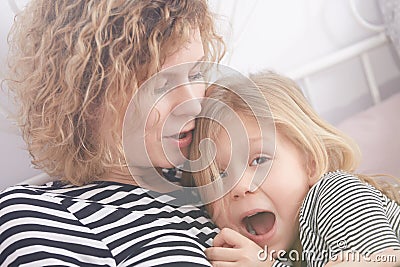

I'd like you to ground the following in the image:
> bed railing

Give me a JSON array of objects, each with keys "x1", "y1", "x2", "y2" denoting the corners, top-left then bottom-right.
[{"x1": 286, "y1": 32, "x2": 388, "y2": 106}]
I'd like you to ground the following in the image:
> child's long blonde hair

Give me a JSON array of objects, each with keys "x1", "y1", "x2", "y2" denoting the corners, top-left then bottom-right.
[{"x1": 191, "y1": 70, "x2": 400, "y2": 207}]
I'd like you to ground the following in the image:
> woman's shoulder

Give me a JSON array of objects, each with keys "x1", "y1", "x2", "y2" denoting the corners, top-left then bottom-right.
[
  {"x1": 0, "y1": 182, "x2": 64, "y2": 203},
  {"x1": 0, "y1": 181, "x2": 116, "y2": 202},
  {"x1": 0, "y1": 182, "x2": 86, "y2": 221},
  {"x1": 0, "y1": 181, "x2": 143, "y2": 219}
]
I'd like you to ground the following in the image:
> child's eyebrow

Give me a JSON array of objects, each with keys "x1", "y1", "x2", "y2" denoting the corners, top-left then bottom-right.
[{"x1": 248, "y1": 136, "x2": 275, "y2": 151}]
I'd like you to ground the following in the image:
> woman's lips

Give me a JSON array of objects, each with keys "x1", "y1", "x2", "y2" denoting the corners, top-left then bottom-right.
[{"x1": 166, "y1": 130, "x2": 193, "y2": 148}]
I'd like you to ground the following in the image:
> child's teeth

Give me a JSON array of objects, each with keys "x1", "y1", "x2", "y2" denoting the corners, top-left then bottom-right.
[{"x1": 246, "y1": 221, "x2": 257, "y2": 235}]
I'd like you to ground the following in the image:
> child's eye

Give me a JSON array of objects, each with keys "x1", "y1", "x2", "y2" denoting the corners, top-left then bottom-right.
[
  {"x1": 218, "y1": 171, "x2": 228, "y2": 179},
  {"x1": 250, "y1": 156, "x2": 270, "y2": 166},
  {"x1": 189, "y1": 71, "x2": 204, "y2": 82}
]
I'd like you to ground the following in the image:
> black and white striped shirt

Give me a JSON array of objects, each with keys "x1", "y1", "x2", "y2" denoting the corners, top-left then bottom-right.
[
  {"x1": 299, "y1": 171, "x2": 400, "y2": 267},
  {"x1": 0, "y1": 181, "x2": 219, "y2": 266}
]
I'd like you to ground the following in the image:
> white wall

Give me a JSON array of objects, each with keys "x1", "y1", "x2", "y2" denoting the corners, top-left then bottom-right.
[
  {"x1": 1, "y1": 0, "x2": 399, "y2": 190},
  {"x1": 0, "y1": 0, "x2": 40, "y2": 190}
]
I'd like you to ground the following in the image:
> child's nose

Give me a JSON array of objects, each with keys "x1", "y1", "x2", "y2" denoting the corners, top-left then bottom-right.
[{"x1": 231, "y1": 171, "x2": 257, "y2": 200}]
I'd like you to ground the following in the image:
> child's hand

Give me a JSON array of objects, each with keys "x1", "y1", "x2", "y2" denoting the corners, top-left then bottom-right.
[{"x1": 205, "y1": 228, "x2": 274, "y2": 267}]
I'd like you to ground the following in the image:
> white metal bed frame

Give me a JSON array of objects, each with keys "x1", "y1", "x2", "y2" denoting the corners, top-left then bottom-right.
[
  {"x1": 287, "y1": 0, "x2": 389, "y2": 107},
  {"x1": 216, "y1": 0, "x2": 391, "y2": 109},
  {"x1": 286, "y1": 32, "x2": 388, "y2": 106}
]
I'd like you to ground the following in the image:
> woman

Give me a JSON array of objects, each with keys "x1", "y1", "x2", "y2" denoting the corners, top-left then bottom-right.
[{"x1": 0, "y1": 0, "x2": 225, "y2": 266}]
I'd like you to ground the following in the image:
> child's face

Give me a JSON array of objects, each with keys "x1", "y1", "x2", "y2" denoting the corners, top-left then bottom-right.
[{"x1": 212, "y1": 115, "x2": 310, "y2": 252}]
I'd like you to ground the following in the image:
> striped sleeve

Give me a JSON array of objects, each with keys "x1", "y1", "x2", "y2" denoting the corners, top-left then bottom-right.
[
  {"x1": 0, "y1": 183, "x2": 218, "y2": 266},
  {"x1": 299, "y1": 171, "x2": 400, "y2": 267},
  {"x1": 0, "y1": 186, "x2": 116, "y2": 266},
  {"x1": 272, "y1": 260, "x2": 292, "y2": 267}
]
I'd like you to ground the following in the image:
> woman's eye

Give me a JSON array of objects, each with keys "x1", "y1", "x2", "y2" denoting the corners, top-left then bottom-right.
[
  {"x1": 154, "y1": 83, "x2": 169, "y2": 95},
  {"x1": 189, "y1": 71, "x2": 204, "y2": 82},
  {"x1": 250, "y1": 156, "x2": 270, "y2": 166}
]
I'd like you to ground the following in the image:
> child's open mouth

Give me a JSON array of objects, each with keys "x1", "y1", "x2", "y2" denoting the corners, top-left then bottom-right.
[{"x1": 242, "y1": 211, "x2": 276, "y2": 236}]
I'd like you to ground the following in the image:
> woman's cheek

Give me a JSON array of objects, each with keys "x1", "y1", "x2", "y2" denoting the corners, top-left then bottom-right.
[{"x1": 145, "y1": 109, "x2": 158, "y2": 130}]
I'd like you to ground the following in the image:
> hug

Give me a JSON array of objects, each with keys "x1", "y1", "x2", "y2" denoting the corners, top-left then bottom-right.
[{"x1": 1, "y1": 1, "x2": 399, "y2": 266}]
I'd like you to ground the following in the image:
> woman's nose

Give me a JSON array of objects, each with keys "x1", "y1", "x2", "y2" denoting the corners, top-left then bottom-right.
[{"x1": 171, "y1": 83, "x2": 204, "y2": 117}]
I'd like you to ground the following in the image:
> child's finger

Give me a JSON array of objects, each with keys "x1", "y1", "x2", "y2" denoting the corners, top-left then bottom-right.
[
  {"x1": 210, "y1": 261, "x2": 237, "y2": 267},
  {"x1": 213, "y1": 228, "x2": 249, "y2": 248},
  {"x1": 205, "y1": 247, "x2": 240, "y2": 262}
]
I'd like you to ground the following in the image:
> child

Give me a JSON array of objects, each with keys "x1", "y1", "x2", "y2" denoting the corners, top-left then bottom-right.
[{"x1": 190, "y1": 71, "x2": 400, "y2": 267}]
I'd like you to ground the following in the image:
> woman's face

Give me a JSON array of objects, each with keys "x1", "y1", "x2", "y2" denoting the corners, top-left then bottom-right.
[
  {"x1": 123, "y1": 29, "x2": 206, "y2": 170},
  {"x1": 211, "y1": 115, "x2": 310, "y2": 253}
]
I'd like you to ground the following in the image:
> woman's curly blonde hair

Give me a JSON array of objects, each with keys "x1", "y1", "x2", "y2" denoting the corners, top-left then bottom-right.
[{"x1": 6, "y1": 0, "x2": 225, "y2": 185}]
